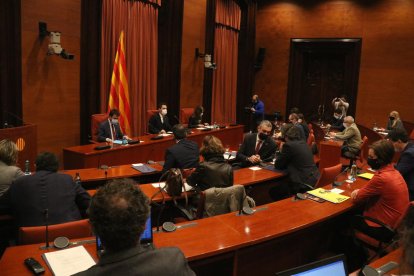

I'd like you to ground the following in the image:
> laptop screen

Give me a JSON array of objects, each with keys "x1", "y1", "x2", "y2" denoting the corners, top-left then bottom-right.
[{"x1": 276, "y1": 255, "x2": 347, "y2": 276}]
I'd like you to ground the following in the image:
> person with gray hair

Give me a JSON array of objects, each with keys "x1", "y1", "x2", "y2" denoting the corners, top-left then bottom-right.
[
  {"x1": 236, "y1": 120, "x2": 277, "y2": 167},
  {"x1": 330, "y1": 116, "x2": 362, "y2": 159},
  {"x1": 0, "y1": 139, "x2": 24, "y2": 197}
]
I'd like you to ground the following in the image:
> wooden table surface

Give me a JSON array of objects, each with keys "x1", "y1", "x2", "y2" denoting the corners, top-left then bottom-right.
[
  {"x1": 0, "y1": 177, "x2": 369, "y2": 275},
  {"x1": 63, "y1": 125, "x2": 244, "y2": 169}
]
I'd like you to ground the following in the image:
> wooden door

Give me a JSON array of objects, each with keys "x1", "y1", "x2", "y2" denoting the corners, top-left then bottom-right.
[{"x1": 286, "y1": 39, "x2": 362, "y2": 122}]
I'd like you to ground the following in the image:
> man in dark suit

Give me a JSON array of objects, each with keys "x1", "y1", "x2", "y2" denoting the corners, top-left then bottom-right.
[
  {"x1": 327, "y1": 108, "x2": 345, "y2": 131},
  {"x1": 270, "y1": 126, "x2": 320, "y2": 201},
  {"x1": 236, "y1": 120, "x2": 277, "y2": 167},
  {"x1": 75, "y1": 179, "x2": 195, "y2": 276},
  {"x1": 162, "y1": 124, "x2": 199, "y2": 173},
  {"x1": 5, "y1": 152, "x2": 90, "y2": 227},
  {"x1": 148, "y1": 103, "x2": 172, "y2": 134},
  {"x1": 388, "y1": 129, "x2": 414, "y2": 200},
  {"x1": 97, "y1": 109, "x2": 128, "y2": 142}
]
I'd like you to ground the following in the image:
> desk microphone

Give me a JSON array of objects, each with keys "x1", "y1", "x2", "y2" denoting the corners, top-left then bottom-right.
[
  {"x1": 42, "y1": 209, "x2": 50, "y2": 249},
  {"x1": 2, "y1": 110, "x2": 25, "y2": 127},
  {"x1": 333, "y1": 167, "x2": 349, "y2": 187},
  {"x1": 173, "y1": 115, "x2": 180, "y2": 125},
  {"x1": 360, "y1": 261, "x2": 398, "y2": 276}
]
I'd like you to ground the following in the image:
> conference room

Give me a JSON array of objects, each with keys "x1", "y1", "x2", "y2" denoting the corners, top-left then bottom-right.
[{"x1": 1, "y1": 0, "x2": 414, "y2": 275}]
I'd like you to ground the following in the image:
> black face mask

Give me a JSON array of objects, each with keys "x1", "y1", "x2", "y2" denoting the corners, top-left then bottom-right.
[
  {"x1": 389, "y1": 116, "x2": 395, "y2": 121},
  {"x1": 258, "y1": 132, "x2": 268, "y2": 141},
  {"x1": 367, "y1": 158, "x2": 381, "y2": 170}
]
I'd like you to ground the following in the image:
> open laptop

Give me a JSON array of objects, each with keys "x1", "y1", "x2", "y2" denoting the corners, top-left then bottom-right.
[
  {"x1": 276, "y1": 254, "x2": 348, "y2": 276},
  {"x1": 96, "y1": 210, "x2": 153, "y2": 256}
]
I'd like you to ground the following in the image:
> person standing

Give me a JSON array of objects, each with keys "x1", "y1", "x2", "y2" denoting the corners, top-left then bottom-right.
[
  {"x1": 250, "y1": 94, "x2": 265, "y2": 130},
  {"x1": 332, "y1": 95, "x2": 349, "y2": 117}
]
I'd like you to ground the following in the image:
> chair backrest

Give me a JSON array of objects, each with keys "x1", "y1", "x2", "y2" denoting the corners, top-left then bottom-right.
[
  {"x1": 315, "y1": 163, "x2": 343, "y2": 188},
  {"x1": 146, "y1": 110, "x2": 158, "y2": 123},
  {"x1": 204, "y1": 185, "x2": 246, "y2": 217},
  {"x1": 307, "y1": 129, "x2": 315, "y2": 147},
  {"x1": 308, "y1": 123, "x2": 313, "y2": 132},
  {"x1": 358, "y1": 136, "x2": 369, "y2": 165},
  {"x1": 18, "y1": 219, "x2": 92, "y2": 245},
  {"x1": 180, "y1": 108, "x2": 194, "y2": 125},
  {"x1": 410, "y1": 129, "x2": 414, "y2": 141},
  {"x1": 91, "y1": 113, "x2": 108, "y2": 143}
]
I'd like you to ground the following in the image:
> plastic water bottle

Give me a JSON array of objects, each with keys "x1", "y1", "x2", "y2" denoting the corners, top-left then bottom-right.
[
  {"x1": 24, "y1": 160, "x2": 30, "y2": 175},
  {"x1": 373, "y1": 122, "x2": 378, "y2": 131},
  {"x1": 74, "y1": 172, "x2": 81, "y2": 185},
  {"x1": 351, "y1": 164, "x2": 357, "y2": 182}
]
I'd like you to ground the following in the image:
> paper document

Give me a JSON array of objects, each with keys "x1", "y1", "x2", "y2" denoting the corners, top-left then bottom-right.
[
  {"x1": 307, "y1": 188, "x2": 350, "y2": 204},
  {"x1": 161, "y1": 133, "x2": 172, "y2": 137},
  {"x1": 151, "y1": 181, "x2": 194, "y2": 192},
  {"x1": 358, "y1": 173, "x2": 374, "y2": 180},
  {"x1": 42, "y1": 245, "x2": 96, "y2": 276},
  {"x1": 249, "y1": 166, "x2": 262, "y2": 171}
]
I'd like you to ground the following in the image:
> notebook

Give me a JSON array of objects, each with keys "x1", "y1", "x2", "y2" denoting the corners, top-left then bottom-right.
[
  {"x1": 132, "y1": 164, "x2": 157, "y2": 173},
  {"x1": 276, "y1": 254, "x2": 348, "y2": 276}
]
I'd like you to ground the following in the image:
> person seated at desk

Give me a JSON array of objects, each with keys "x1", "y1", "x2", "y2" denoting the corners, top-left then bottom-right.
[
  {"x1": 187, "y1": 135, "x2": 233, "y2": 191},
  {"x1": 378, "y1": 110, "x2": 406, "y2": 133},
  {"x1": 288, "y1": 113, "x2": 307, "y2": 141},
  {"x1": 4, "y1": 152, "x2": 91, "y2": 227},
  {"x1": 326, "y1": 108, "x2": 345, "y2": 131},
  {"x1": 97, "y1": 109, "x2": 129, "y2": 143},
  {"x1": 351, "y1": 140, "x2": 409, "y2": 242},
  {"x1": 330, "y1": 116, "x2": 362, "y2": 159},
  {"x1": 0, "y1": 139, "x2": 24, "y2": 198},
  {"x1": 148, "y1": 103, "x2": 172, "y2": 134},
  {"x1": 388, "y1": 129, "x2": 414, "y2": 200},
  {"x1": 297, "y1": 113, "x2": 310, "y2": 141},
  {"x1": 75, "y1": 179, "x2": 195, "y2": 276},
  {"x1": 270, "y1": 126, "x2": 320, "y2": 201},
  {"x1": 236, "y1": 120, "x2": 277, "y2": 168},
  {"x1": 188, "y1": 105, "x2": 208, "y2": 128},
  {"x1": 162, "y1": 124, "x2": 199, "y2": 173}
]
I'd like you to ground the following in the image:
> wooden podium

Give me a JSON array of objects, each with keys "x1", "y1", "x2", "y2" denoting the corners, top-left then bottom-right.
[{"x1": 0, "y1": 124, "x2": 37, "y2": 171}]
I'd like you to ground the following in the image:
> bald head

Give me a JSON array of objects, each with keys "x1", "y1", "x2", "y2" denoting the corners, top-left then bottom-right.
[{"x1": 344, "y1": 116, "x2": 354, "y2": 124}]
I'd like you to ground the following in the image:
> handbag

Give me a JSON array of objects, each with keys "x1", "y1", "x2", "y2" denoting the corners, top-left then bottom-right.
[{"x1": 164, "y1": 168, "x2": 184, "y2": 197}]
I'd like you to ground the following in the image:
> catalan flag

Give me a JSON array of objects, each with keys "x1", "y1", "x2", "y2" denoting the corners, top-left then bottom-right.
[{"x1": 108, "y1": 31, "x2": 132, "y2": 136}]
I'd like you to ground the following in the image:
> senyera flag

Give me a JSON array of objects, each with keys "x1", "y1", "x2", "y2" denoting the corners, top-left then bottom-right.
[{"x1": 107, "y1": 31, "x2": 132, "y2": 136}]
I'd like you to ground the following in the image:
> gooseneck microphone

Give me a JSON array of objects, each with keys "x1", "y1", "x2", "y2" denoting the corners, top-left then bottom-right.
[
  {"x1": 44, "y1": 209, "x2": 50, "y2": 249},
  {"x1": 333, "y1": 167, "x2": 349, "y2": 187}
]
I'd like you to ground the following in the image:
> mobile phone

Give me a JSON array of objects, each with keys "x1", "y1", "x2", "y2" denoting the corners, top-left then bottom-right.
[{"x1": 24, "y1": 257, "x2": 45, "y2": 275}]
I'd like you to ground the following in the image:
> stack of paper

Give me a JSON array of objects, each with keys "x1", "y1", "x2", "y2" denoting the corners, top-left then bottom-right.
[{"x1": 307, "y1": 188, "x2": 350, "y2": 204}]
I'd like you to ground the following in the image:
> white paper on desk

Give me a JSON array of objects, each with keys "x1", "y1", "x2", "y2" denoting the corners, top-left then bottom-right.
[
  {"x1": 151, "y1": 181, "x2": 194, "y2": 192},
  {"x1": 132, "y1": 163, "x2": 144, "y2": 166},
  {"x1": 160, "y1": 133, "x2": 172, "y2": 137},
  {"x1": 196, "y1": 127, "x2": 206, "y2": 130},
  {"x1": 249, "y1": 166, "x2": 262, "y2": 171},
  {"x1": 42, "y1": 245, "x2": 96, "y2": 276},
  {"x1": 330, "y1": 188, "x2": 344, "y2": 194},
  {"x1": 378, "y1": 131, "x2": 388, "y2": 135}
]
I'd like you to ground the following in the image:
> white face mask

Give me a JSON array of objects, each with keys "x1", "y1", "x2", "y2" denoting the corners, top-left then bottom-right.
[
  {"x1": 161, "y1": 109, "x2": 167, "y2": 116},
  {"x1": 111, "y1": 119, "x2": 119, "y2": 125},
  {"x1": 334, "y1": 115, "x2": 341, "y2": 120}
]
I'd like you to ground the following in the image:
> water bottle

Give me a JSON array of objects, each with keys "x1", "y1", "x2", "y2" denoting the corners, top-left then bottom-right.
[
  {"x1": 373, "y1": 122, "x2": 378, "y2": 131},
  {"x1": 74, "y1": 172, "x2": 81, "y2": 185},
  {"x1": 24, "y1": 160, "x2": 30, "y2": 175},
  {"x1": 351, "y1": 164, "x2": 357, "y2": 182}
]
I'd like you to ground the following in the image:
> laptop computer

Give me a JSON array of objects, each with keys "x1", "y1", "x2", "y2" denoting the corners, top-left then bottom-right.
[
  {"x1": 275, "y1": 254, "x2": 348, "y2": 276},
  {"x1": 96, "y1": 210, "x2": 153, "y2": 256}
]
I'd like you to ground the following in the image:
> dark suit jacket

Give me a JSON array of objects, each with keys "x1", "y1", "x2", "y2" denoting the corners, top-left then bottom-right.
[
  {"x1": 330, "y1": 115, "x2": 345, "y2": 131},
  {"x1": 148, "y1": 113, "x2": 172, "y2": 134},
  {"x1": 162, "y1": 139, "x2": 199, "y2": 172},
  {"x1": 275, "y1": 140, "x2": 320, "y2": 187},
  {"x1": 188, "y1": 115, "x2": 202, "y2": 128},
  {"x1": 6, "y1": 170, "x2": 91, "y2": 227},
  {"x1": 97, "y1": 120, "x2": 123, "y2": 142},
  {"x1": 396, "y1": 142, "x2": 414, "y2": 200},
  {"x1": 236, "y1": 133, "x2": 277, "y2": 167},
  {"x1": 75, "y1": 245, "x2": 195, "y2": 276}
]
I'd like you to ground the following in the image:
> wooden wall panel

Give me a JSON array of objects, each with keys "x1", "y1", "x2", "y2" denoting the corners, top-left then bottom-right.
[
  {"x1": 21, "y1": 0, "x2": 81, "y2": 163},
  {"x1": 255, "y1": 0, "x2": 414, "y2": 126},
  {"x1": 180, "y1": 0, "x2": 207, "y2": 109}
]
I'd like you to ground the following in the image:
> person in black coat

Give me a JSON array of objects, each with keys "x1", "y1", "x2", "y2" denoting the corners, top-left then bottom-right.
[
  {"x1": 188, "y1": 105, "x2": 206, "y2": 128},
  {"x1": 148, "y1": 103, "x2": 172, "y2": 134},
  {"x1": 270, "y1": 126, "x2": 320, "y2": 201},
  {"x1": 5, "y1": 152, "x2": 90, "y2": 227},
  {"x1": 236, "y1": 120, "x2": 277, "y2": 167},
  {"x1": 327, "y1": 108, "x2": 345, "y2": 131},
  {"x1": 97, "y1": 109, "x2": 128, "y2": 142},
  {"x1": 75, "y1": 179, "x2": 195, "y2": 276},
  {"x1": 187, "y1": 135, "x2": 233, "y2": 191},
  {"x1": 162, "y1": 124, "x2": 199, "y2": 173}
]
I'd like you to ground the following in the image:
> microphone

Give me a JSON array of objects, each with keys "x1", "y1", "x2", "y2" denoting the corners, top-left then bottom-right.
[
  {"x1": 3, "y1": 110, "x2": 25, "y2": 127},
  {"x1": 360, "y1": 262, "x2": 399, "y2": 276},
  {"x1": 173, "y1": 115, "x2": 180, "y2": 125},
  {"x1": 238, "y1": 186, "x2": 254, "y2": 215},
  {"x1": 42, "y1": 209, "x2": 50, "y2": 249},
  {"x1": 333, "y1": 167, "x2": 349, "y2": 187}
]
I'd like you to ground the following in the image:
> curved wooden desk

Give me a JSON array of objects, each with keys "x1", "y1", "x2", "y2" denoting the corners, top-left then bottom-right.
[
  {"x1": 0, "y1": 178, "x2": 367, "y2": 275},
  {"x1": 63, "y1": 125, "x2": 244, "y2": 169}
]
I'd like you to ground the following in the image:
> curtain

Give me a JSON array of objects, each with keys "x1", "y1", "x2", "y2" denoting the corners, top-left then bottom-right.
[
  {"x1": 101, "y1": 0, "x2": 160, "y2": 135},
  {"x1": 211, "y1": 0, "x2": 241, "y2": 124}
]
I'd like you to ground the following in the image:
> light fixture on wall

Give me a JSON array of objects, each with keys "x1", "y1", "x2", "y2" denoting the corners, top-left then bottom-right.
[
  {"x1": 39, "y1": 22, "x2": 75, "y2": 60},
  {"x1": 195, "y1": 48, "x2": 216, "y2": 70}
]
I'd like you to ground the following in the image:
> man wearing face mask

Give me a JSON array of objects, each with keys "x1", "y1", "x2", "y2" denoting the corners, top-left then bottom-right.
[
  {"x1": 351, "y1": 140, "x2": 409, "y2": 241},
  {"x1": 98, "y1": 109, "x2": 129, "y2": 143},
  {"x1": 148, "y1": 103, "x2": 172, "y2": 134},
  {"x1": 236, "y1": 120, "x2": 277, "y2": 167},
  {"x1": 388, "y1": 129, "x2": 414, "y2": 200},
  {"x1": 330, "y1": 116, "x2": 362, "y2": 159},
  {"x1": 250, "y1": 94, "x2": 265, "y2": 130},
  {"x1": 326, "y1": 109, "x2": 345, "y2": 131}
]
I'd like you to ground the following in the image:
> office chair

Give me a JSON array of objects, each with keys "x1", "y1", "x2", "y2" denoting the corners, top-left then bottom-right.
[
  {"x1": 90, "y1": 113, "x2": 108, "y2": 143},
  {"x1": 314, "y1": 163, "x2": 342, "y2": 188}
]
